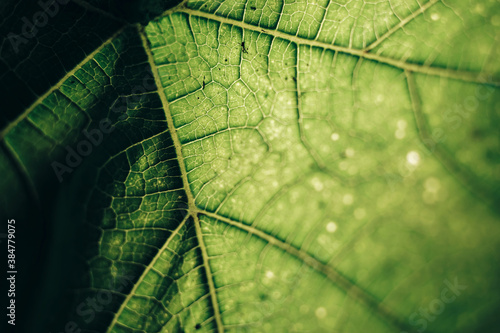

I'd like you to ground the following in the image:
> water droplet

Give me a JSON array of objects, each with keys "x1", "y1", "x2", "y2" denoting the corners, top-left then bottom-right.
[
  {"x1": 424, "y1": 177, "x2": 440, "y2": 192},
  {"x1": 300, "y1": 305, "x2": 310, "y2": 313},
  {"x1": 331, "y1": 133, "x2": 340, "y2": 141},
  {"x1": 315, "y1": 307, "x2": 327, "y2": 319},
  {"x1": 272, "y1": 291, "x2": 282, "y2": 299},
  {"x1": 395, "y1": 128, "x2": 406, "y2": 139},
  {"x1": 294, "y1": 323, "x2": 304, "y2": 330},
  {"x1": 345, "y1": 148, "x2": 355, "y2": 157},
  {"x1": 431, "y1": 13, "x2": 440, "y2": 21},
  {"x1": 265, "y1": 270, "x2": 274, "y2": 279},
  {"x1": 406, "y1": 151, "x2": 420, "y2": 166},
  {"x1": 422, "y1": 190, "x2": 438, "y2": 204},
  {"x1": 474, "y1": 4, "x2": 485, "y2": 14},
  {"x1": 311, "y1": 177, "x2": 324, "y2": 191},
  {"x1": 397, "y1": 120, "x2": 407, "y2": 129},
  {"x1": 326, "y1": 222, "x2": 337, "y2": 233},
  {"x1": 343, "y1": 194, "x2": 354, "y2": 205}
]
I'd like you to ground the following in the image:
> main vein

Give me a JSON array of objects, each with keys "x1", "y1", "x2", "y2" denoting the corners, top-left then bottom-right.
[{"x1": 138, "y1": 24, "x2": 224, "y2": 333}]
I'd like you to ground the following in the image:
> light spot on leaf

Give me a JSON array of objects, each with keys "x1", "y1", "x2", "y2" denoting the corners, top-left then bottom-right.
[
  {"x1": 315, "y1": 307, "x2": 327, "y2": 319},
  {"x1": 395, "y1": 128, "x2": 406, "y2": 139},
  {"x1": 425, "y1": 177, "x2": 441, "y2": 192},
  {"x1": 343, "y1": 194, "x2": 354, "y2": 205},
  {"x1": 326, "y1": 221, "x2": 337, "y2": 233},
  {"x1": 406, "y1": 151, "x2": 420, "y2": 166},
  {"x1": 311, "y1": 177, "x2": 324, "y2": 191}
]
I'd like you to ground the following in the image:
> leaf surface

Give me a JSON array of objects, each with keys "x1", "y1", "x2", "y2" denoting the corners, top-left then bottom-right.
[{"x1": 1, "y1": 0, "x2": 500, "y2": 332}]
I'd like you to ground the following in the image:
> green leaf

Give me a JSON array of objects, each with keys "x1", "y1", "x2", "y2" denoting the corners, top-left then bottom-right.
[{"x1": 1, "y1": 0, "x2": 500, "y2": 332}]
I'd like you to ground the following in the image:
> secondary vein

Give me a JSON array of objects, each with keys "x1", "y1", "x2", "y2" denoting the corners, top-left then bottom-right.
[
  {"x1": 0, "y1": 26, "x2": 127, "y2": 141},
  {"x1": 199, "y1": 209, "x2": 414, "y2": 333},
  {"x1": 105, "y1": 214, "x2": 190, "y2": 333},
  {"x1": 175, "y1": 7, "x2": 500, "y2": 86}
]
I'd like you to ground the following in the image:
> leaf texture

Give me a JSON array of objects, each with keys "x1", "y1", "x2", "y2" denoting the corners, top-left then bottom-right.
[{"x1": 1, "y1": 0, "x2": 499, "y2": 332}]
